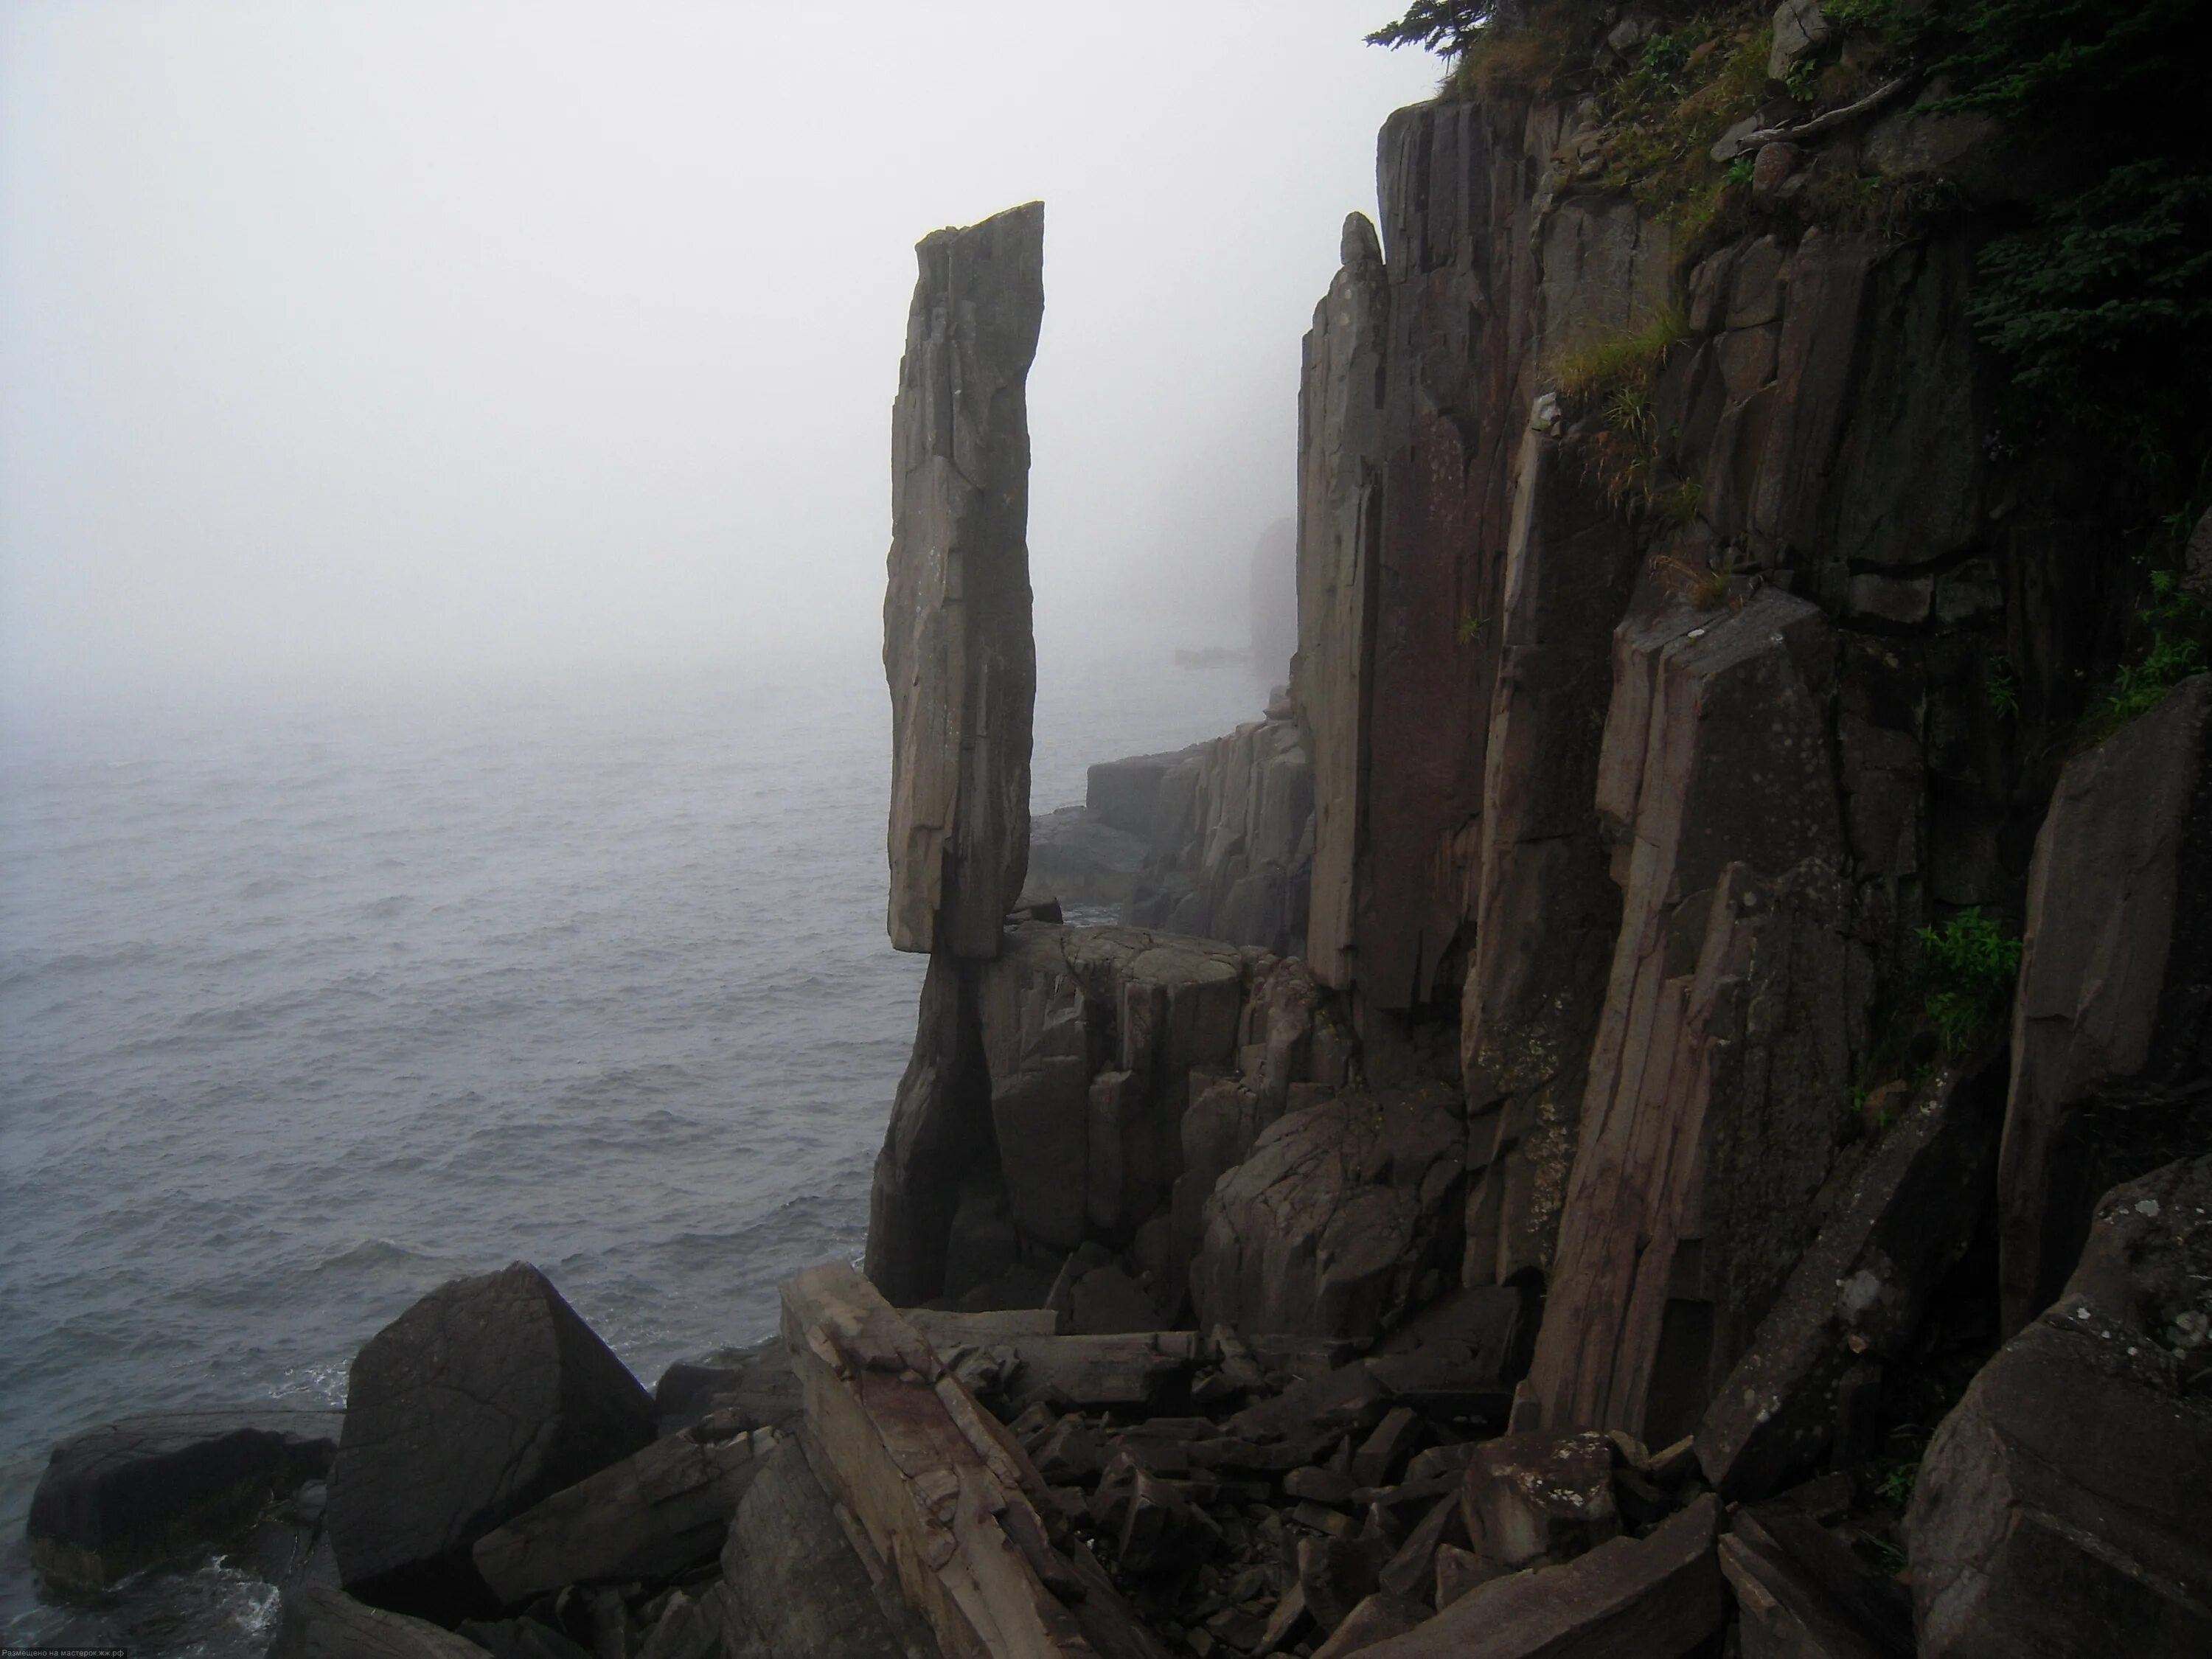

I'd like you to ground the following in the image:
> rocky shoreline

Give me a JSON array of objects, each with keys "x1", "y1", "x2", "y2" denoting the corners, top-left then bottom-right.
[{"x1": 27, "y1": 5, "x2": 2212, "y2": 1653}]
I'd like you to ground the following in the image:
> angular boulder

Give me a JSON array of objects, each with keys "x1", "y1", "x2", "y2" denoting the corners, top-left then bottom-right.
[
  {"x1": 1357, "y1": 1494, "x2": 1722, "y2": 1658},
  {"x1": 1907, "y1": 1155, "x2": 2212, "y2": 1658},
  {"x1": 1997, "y1": 673, "x2": 2212, "y2": 1332},
  {"x1": 884, "y1": 200, "x2": 1044, "y2": 960},
  {"x1": 270, "y1": 1586, "x2": 491, "y2": 1659},
  {"x1": 27, "y1": 1406, "x2": 341, "y2": 1593},
  {"x1": 1193, "y1": 1083, "x2": 1465, "y2": 1343},
  {"x1": 1461, "y1": 1431, "x2": 1619, "y2": 1575},
  {"x1": 326, "y1": 1263, "x2": 654, "y2": 1621}
]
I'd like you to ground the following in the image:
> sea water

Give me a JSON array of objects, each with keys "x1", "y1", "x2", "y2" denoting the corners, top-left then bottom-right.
[{"x1": 0, "y1": 646, "x2": 1267, "y2": 1653}]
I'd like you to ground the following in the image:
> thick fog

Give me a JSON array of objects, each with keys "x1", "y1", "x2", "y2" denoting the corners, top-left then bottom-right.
[{"x1": 0, "y1": 1, "x2": 1441, "y2": 717}]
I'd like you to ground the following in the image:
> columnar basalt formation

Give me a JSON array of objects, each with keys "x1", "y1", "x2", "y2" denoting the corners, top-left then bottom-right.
[
  {"x1": 1458, "y1": 413, "x2": 1639, "y2": 1290},
  {"x1": 1528, "y1": 591, "x2": 1863, "y2": 1443},
  {"x1": 885, "y1": 200, "x2": 1045, "y2": 961},
  {"x1": 1119, "y1": 714, "x2": 1315, "y2": 956},
  {"x1": 1996, "y1": 673, "x2": 2212, "y2": 1334},
  {"x1": 1293, "y1": 213, "x2": 1389, "y2": 990}
]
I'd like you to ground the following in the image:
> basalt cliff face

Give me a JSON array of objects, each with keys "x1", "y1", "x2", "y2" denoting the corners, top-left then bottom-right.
[{"x1": 857, "y1": 17, "x2": 2212, "y2": 1658}]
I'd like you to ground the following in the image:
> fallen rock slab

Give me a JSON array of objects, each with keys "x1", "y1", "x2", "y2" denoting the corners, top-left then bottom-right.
[
  {"x1": 454, "y1": 1618, "x2": 593, "y2": 1659},
  {"x1": 1354, "y1": 1493, "x2": 1722, "y2": 1658},
  {"x1": 472, "y1": 1422, "x2": 773, "y2": 1605},
  {"x1": 27, "y1": 1406, "x2": 341, "y2": 1593},
  {"x1": 720, "y1": 1433, "x2": 943, "y2": 1659},
  {"x1": 781, "y1": 1260, "x2": 1166, "y2": 1659},
  {"x1": 1310, "y1": 1591, "x2": 1431, "y2": 1658},
  {"x1": 1907, "y1": 1155, "x2": 2212, "y2": 1658},
  {"x1": 326, "y1": 1263, "x2": 655, "y2": 1621},
  {"x1": 270, "y1": 1585, "x2": 491, "y2": 1659},
  {"x1": 1719, "y1": 1503, "x2": 1911, "y2": 1659},
  {"x1": 1461, "y1": 1430, "x2": 1619, "y2": 1574},
  {"x1": 995, "y1": 1331, "x2": 1200, "y2": 1413}
]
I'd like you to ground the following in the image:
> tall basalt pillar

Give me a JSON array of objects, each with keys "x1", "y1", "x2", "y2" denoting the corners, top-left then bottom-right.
[
  {"x1": 1294, "y1": 212, "x2": 1389, "y2": 991},
  {"x1": 1527, "y1": 590, "x2": 1863, "y2": 1444},
  {"x1": 1459, "y1": 410, "x2": 1639, "y2": 1289},
  {"x1": 884, "y1": 201, "x2": 1044, "y2": 961},
  {"x1": 871, "y1": 204, "x2": 1043, "y2": 1304}
]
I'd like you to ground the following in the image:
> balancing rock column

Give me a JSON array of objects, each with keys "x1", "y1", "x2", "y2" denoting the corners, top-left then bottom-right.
[
  {"x1": 884, "y1": 200, "x2": 1044, "y2": 960},
  {"x1": 871, "y1": 203, "x2": 1044, "y2": 1305}
]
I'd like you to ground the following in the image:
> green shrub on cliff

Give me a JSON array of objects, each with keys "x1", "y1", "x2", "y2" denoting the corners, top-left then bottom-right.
[
  {"x1": 2107, "y1": 568, "x2": 2208, "y2": 723},
  {"x1": 1918, "y1": 908, "x2": 2023, "y2": 1056},
  {"x1": 1363, "y1": 0, "x2": 1514, "y2": 58},
  {"x1": 1918, "y1": 0, "x2": 2211, "y2": 448}
]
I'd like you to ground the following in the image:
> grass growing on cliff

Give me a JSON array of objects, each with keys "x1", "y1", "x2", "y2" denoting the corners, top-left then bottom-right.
[
  {"x1": 1556, "y1": 306, "x2": 1688, "y2": 406},
  {"x1": 1557, "y1": 307, "x2": 1697, "y2": 519},
  {"x1": 1917, "y1": 908, "x2": 2023, "y2": 1057},
  {"x1": 1597, "y1": 15, "x2": 1772, "y2": 246},
  {"x1": 2106, "y1": 568, "x2": 2208, "y2": 723}
]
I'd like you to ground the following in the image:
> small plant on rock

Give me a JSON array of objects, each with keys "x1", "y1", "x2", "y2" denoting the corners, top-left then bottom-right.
[
  {"x1": 2107, "y1": 568, "x2": 2207, "y2": 723},
  {"x1": 1556, "y1": 306, "x2": 1689, "y2": 408},
  {"x1": 1917, "y1": 908, "x2": 2024, "y2": 1057},
  {"x1": 1986, "y1": 655, "x2": 2020, "y2": 720}
]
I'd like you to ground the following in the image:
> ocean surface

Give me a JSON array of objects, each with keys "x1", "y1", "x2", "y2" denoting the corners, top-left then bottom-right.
[{"x1": 0, "y1": 646, "x2": 1269, "y2": 1655}]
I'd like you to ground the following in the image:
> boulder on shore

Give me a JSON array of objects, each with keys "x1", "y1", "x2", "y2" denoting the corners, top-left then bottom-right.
[
  {"x1": 324, "y1": 1262, "x2": 654, "y2": 1622},
  {"x1": 27, "y1": 1407, "x2": 341, "y2": 1593}
]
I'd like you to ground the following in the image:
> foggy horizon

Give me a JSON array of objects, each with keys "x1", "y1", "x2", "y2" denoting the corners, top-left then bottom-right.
[{"x1": 0, "y1": 1, "x2": 1444, "y2": 723}]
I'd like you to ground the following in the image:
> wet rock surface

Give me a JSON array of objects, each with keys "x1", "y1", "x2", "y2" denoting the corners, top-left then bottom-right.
[{"x1": 26, "y1": 1407, "x2": 341, "y2": 1593}]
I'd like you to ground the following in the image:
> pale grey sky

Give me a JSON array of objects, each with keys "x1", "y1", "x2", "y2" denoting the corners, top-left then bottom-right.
[{"x1": 0, "y1": 1, "x2": 1441, "y2": 712}]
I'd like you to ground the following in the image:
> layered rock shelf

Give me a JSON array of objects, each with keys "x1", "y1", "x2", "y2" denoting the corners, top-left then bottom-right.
[{"x1": 24, "y1": 7, "x2": 2212, "y2": 1656}]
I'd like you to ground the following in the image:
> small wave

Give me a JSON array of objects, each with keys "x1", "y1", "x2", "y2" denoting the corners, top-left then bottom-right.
[{"x1": 312, "y1": 1239, "x2": 465, "y2": 1279}]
